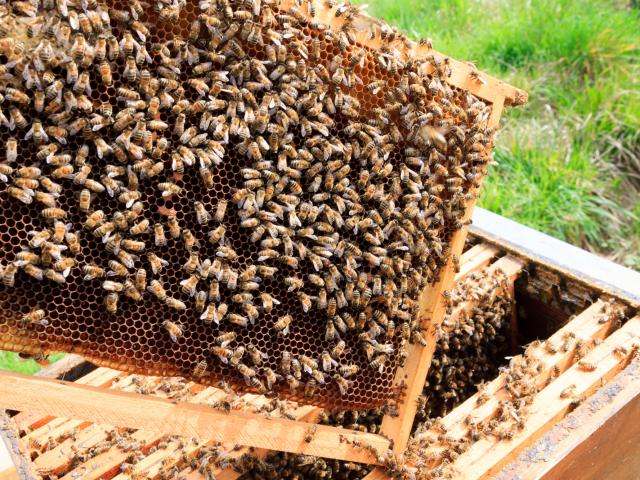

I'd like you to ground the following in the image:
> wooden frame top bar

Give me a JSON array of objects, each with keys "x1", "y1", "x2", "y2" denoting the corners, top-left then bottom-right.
[{"x1": 277, "y1": 0, "x2": 527, "y2": 106}]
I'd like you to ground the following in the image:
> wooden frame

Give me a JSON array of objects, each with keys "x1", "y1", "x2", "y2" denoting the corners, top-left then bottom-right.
[{"x1": 0, "y1": 0, "x2": 526, "y2": 473}]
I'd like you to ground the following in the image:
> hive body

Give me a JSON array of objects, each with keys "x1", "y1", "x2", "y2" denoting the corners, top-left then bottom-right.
[{"x1": 0, "y1": 0, "x2": 495, "y2": 408}]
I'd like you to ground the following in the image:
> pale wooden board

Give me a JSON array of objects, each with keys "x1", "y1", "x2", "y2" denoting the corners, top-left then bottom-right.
[
  {"x1": 0, "y1": 372, "x2": 383, "y2": 464},
  {"x1": 495, "y1": 358, "x2": 640, "y2": 480},
  {"x1": 454, "y1": 244, "x2": 500, "y2": 283}
]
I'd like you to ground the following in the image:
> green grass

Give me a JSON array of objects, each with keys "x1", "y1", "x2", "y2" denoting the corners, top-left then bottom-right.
[
  {"x1": 361, "y1": 0, "x2": 640, "y2": 268},
  {"x1": 0, "y1": 351, "x2": 65, "y2": 374}
]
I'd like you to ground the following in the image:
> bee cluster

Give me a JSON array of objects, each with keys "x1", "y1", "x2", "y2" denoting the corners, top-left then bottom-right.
[
  {"x1": 417, "y1": 268, "x2": 513, "y2": 419},
  {"x1": 0, "y1": 0, "x2": 495, "y2": 408}
]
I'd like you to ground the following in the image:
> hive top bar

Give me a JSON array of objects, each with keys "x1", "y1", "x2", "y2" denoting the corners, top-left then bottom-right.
[{"x1": 0, "y1": 0, "x2": 523, "y2": 409}]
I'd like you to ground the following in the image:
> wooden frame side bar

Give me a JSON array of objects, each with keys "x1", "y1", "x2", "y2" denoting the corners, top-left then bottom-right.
[
  {"x1": 0, "y1": 372, "x2": 388, "y2": 465},
  {"x1": 372, "y1": 94, "x2": 507, "y2": 461}
]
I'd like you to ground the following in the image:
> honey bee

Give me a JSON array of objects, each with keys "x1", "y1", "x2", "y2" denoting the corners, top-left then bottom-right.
[
  {"x1": 284, "y1": 276, "x2": 304, "y2": 292},
  {"x1": 41, "y1": 207, "x2": 67, "y2": 220},
  {"x1": 147, "y1": 253, "x2": 169, "y2": 274},
  {"x1": 339, "y1": 364, "x2": 359, "y2": 378},
  {"x1": 158, "y1": 182, "x2": 181, "y2": 199},
  {"x1": 97, "y1": 61, "x2": 112, "y2": 85},
  {"x1": 577, "y1": 360, "x2": 597, "y2": 372},
  {"x1": 105, "y1": 292, "x2": 119, "y2": 314},
  {"x1": 7, "y1": 187, "x2": 33, "y2": 204},
  {"x1": 304, "y1": 379, "x2": 317, "y2": 398},
  {"x1": 334, "y1": 374, "x2": 352, "y2": 396},
  {"x1": 274, "y1": 314, "x2": 292, "y2": 336},
  {"x1": 167, "y1": 216, "x2": 181, "y2": 239},
  {"x1": 263, "y1": 367, "x2": 281, "y2": 389},
  {"x1": 193, "y1": 359, "x2": 207, "y2": 379},
  {"x1": 613, "y1": 346, "x2": 629, "y2": 358},
  {"x1": 214, "y1": 200, "x2": 228, "y2": 222},
  {"x1": 180, "y1": 275, "x2": 199, "y2": 296},
  {"x1": 246, "y1": 343, "x2": 268, "y2": 367},
  {"x1": 5, "y1": 137, "x2": 17, "y2": 163},
  {"x1": 183, "y1": 252, "x2": 200, "y2": 274},
  {"x1": 53, "y1": 257, "x2": 75, "y2": 277},
  {"x1": 298, "y1": 292, "x2": 313, "y2": 313},
  {"x1": 228, "y1": 313, "x2": 249, "y2": 327},
  {"x1": 163, "y1": 320, "x2": 183, "y2": 343},
  {"x1": 129, "y1": 219, "x2": 149, "y2": 235},
  {"x1": 165, "y1": 296, "x2": 187, "y2": 311},
  {"x1": 148, "y1": 279, "x2": 167, "y2": 301},
  {"x1": 560, "y1": 384, "x2": 576, "y2": 399},
  {"x1": 331, "y1": 340, "x2": 346, "y2": 358},
  {"x1": 237, "y1": 363, "x2": 256, "y2": 381},
  {"x1": 20, "y1": 309, "x2": 48, "y2": 328}
]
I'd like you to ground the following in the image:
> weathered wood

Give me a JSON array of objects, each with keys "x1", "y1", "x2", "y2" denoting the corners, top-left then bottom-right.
[
  {"x1": 0, "y1": 412, "x2": 38, "y2": 480},
  {"x1": 449, "y1": 315, "x2": 640, "y2": 479},
  {"x1": 0, "y1": 372, "x2": 388, "y2": 464},
  {"x1": 495, "y1": 358, "x2": 640, "y2": 480},
  {"x1": 471, "y1": 208, "x2": 640, "y2": 306}
]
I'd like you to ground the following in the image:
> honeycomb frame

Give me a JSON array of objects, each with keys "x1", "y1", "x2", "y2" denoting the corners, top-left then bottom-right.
[{"x1": 0, "y1": 0, "x2": 524, "y2": 410}]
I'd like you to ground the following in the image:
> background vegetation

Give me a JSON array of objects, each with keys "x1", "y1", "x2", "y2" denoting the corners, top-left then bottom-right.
[
  {"x1": 2, "y1": 0, "x2": 639, "y2": 372},
  {"x1": 360, "y1": 0, "x2": 640, "y2": 268}
]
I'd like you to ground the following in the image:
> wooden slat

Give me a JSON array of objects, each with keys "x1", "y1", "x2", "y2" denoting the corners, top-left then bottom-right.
[
  {"x1": 21, "y1": 369, "x2": 124, "y2": 455},
  {"x1": 111, "y1": 438, "x2": 185, "y2": 480},
  {"x1": 108, "y1": 384, "x2": 231, "y2": 480},
  {"x1": 212, "y1": 404, "x2": 322, "y2": 480},
  {"x1": 12, "y1": 367, "x2": 122, "y2": 434},
  {"x1": 33, "y1": 424, "x2": 115, "y2": 476},
  {"x1": 450, "y1": 315, "x2": 640, "y2": 479},
  {"x1": 60, "y1": 429, "x2": 161, "y2": 480},
  {"x1": 413, "y1": 299, "x2": 615, "y2": 447},
  {"x1": 0, "y1": 373, "x2": 388, "y2": 464},
  {"x1": 445, "y1": 256, "x2": 524, "y2": 332},
  {"x1": 455, "y1": 243, "x2": 500, "y2": 283}
]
